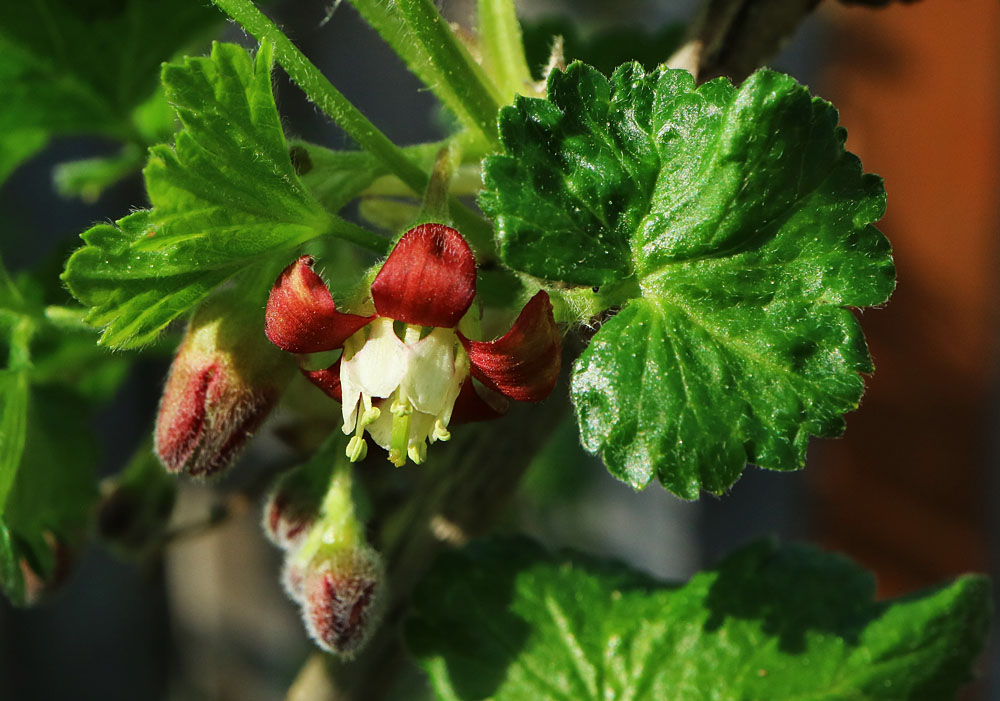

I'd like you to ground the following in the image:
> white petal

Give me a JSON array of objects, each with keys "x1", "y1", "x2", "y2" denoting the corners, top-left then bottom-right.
[
  {"x1": 341, "y1": 317, "x2": 409, "y2": 400},
  {"x1": 403, "y1": 328, "x2": 461, "y2": 416},
  {"x1": 408, "y1": 411, "x2": 436, "y2": 447},
  {"x1": 340, "y1": 378, "x2": 361, "y2": 433},
  {"x1": 364, "y1": 395, "x2": 395, "y2": 450}
]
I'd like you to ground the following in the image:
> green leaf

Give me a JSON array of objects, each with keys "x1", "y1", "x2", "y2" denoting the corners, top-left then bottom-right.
[
  {"x1": 0, "y1": 128, "x2": 48, "y2": 185},
  {"x1": 482, "y1": 63, "x2": 894, "y2": 497},
  {"x1": 0, "y1": 370, "x2": 29, "y2": 510},
  {"x1": 0, "y1": 259, "x2": 126, "y2": 605},
  {"x1": 0, "y1": 387, "x2": 98, "y2": 605},
  {"x1": 0, "y1": 0, "x2": 219, "y2": 182},
  {"x1": 62, "y1": 41, "x2": 338, "y2": 349},
  {"x1": 53, "y1": 144, "x2": 146, "y2": 203},
  {"x1": 407, "y1": 538, "x2": 991, "y2": 701}
]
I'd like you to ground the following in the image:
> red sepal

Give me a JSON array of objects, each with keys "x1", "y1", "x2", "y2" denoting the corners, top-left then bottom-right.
[
  {"x1": 266, "y1": 256, "x2": 373, "y2": 353},
  {"x1": 301, "y1": 359, "x2": 342, "y2": 403},
  {"x1": 462, "y1": 291, "x2": 561, "y2": 402},
  {"x1": 370, "y1": 223, "x2": 476, "y2": 328},
  {"x1": 450, "y1": 378, "x2": 509, "y2": 424}
]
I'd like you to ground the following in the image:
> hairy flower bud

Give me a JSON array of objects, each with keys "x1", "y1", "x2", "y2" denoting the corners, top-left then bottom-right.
[
  {"x1": 263, "y1": 485, "x2": 317, "y2": 551},
  {"x1": 155, "y1": 290, "x2": 295, "y2": 478},
  {"x1": 274, "y1": 441, "x2": 385, "y2": 656},
  {"x1": 282, "y1": 557, "x2": 306, "y2": 603},
  {"x1": 97, "y1": 447, "x2": 177, "y2": 555},
  {"x1": 262, "y1": 440, "x2": 338, "y2": 550},
  {"x1": 301, "y1": 543, "x2": 385, "y2": 657}
]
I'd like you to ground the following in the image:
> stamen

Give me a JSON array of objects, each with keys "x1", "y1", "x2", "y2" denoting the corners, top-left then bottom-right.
[
  {"x1": 389, "y1": 394, "x2": 413, "y2": 468},
  {"x1": 432, "y1": 419, "x2": 451, "y2": 442},
  {"x1": 403, "y1": 324, "x2": 422, "y2": 345},
  {"x1": 360, "y1": 406, "x2": 381, "y2": 428},
  {"x1": 346, "y1": 435, "x2": 368, "y2": 462},
  {"x1": 407, "y1": 441, "x2": 427, "y2": 465}
]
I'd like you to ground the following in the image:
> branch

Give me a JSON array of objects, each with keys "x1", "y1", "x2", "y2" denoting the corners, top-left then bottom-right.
[{"x1": 668, "y1": 0, "x2": 822, "y2": 83}]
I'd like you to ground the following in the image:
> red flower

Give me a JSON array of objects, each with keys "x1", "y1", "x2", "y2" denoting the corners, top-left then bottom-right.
[{"x1": 265, "y1": 223, "x2": 561, "y2": 466}]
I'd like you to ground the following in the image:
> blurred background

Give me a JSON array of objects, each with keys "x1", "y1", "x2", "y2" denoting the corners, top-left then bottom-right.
[{"x1": 0, "y1": 0, "x2": 997, "y2": 699}]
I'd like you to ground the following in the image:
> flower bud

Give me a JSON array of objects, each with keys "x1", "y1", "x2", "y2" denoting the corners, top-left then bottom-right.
[
  {"x1": 277, "y1": 441, "x2": 385, "y2": 656},
  {"x1": 282, "y1": 557, "x2": 306, "y2": 604},
  {"x1": 155, "y1": 290, "x2": 295, "y2": 478},
  {"x1": 300, "y1": 543, "x2": 385, "y2": 657},
  {"x1": 262, "y1": 438, "x2": 340, "y2": 550},
  {"x1": 17, "y1": 533, "x2": 74, "y2": 607},
  {"x1": 97, "y1": 446, "x2": 177, "y2": 555},
  {"x1": 263, "y1": 486, "x2": 317, "y2": 551}
]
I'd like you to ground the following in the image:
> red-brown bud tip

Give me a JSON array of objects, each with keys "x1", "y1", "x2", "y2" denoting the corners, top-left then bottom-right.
[
  {"x1": 19, "y1": 534, "x2": 74, "y2": 606},
  {"x1": 263, "y1": 489, "x2": 316, "y2": 551},
  {"x1": 155, "y1": 296, "x2": 294, "y2": 478},
  {"x1": 301, "y1": 546, "x2": 385, "y2": 657}
]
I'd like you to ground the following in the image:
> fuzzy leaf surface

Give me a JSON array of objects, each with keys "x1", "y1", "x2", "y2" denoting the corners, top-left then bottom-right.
[
  {"x1": 483, "y1": 63, "x2": 894, "y2": 496},
  {"x1": 0, "y1": 0, "x2": 219, "y2": 182},
  {"x1": 407, "y1": 538, "x2": 991, "y2": 701},
  {"x1": 62, "y1": 41, "x2": 333, "y2": 348}
]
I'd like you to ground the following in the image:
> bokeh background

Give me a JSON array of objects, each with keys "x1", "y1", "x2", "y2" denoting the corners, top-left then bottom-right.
[{"x1": 0, "y1": 0, "x2": 997, "y2": 699}]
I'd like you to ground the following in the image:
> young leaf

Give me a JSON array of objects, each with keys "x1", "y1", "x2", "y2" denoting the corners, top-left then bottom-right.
[
  {"x1": 62, "y1": 41, "x2": 343, "y2": 349},
  {"x1": 0, "y1": 0, "x2": 219, "y2": 183},
  {"x1": 407, "y1": 538, "x2": 991, "y2": 701},
  {"x1": 481, "y1": 63, "x2": 894, "y2": 497}
]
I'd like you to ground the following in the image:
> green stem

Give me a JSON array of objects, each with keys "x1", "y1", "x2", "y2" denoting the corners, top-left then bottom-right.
[
  {"x1": 417, "y1": 144, "x2": 459, "y2": 224},
  {"x1": 328, "y1": 215, "x2": 391, "y2": 255},
  {"x1": 396, "y1": 0, "x2": 504, "y2": 149},
  {"x1": 211, "y1": 0, "x2": 431, "y2": 196},
  {"x1": 477, "y1": 0, "x2": 534, "y2": 101},
  {"x1": 347, "y1": 0, "x2": 486, "y2": 148},
  {"x1": 211, "y1": 0, "x2": 499, "y2": 260}
]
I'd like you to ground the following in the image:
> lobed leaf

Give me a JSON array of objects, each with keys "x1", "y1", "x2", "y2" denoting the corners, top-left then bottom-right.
[
  {"x1": 407, "y1": 538, "x2": 991, "y2": 701},
  {"x1": 482, "y1": 63, "x2": 894, "y2": 497},
  {"x1": 0, "y1": 0, "x2": 220, "y2": 183},
  {"x1": 62, "y1": 41, "x2": 334, "y2": 349}
]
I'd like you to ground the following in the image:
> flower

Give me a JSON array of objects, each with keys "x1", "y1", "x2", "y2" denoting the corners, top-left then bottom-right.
[
  {"x1": 155, "y1": 290, "x2": 295, "y2": 478},
  {"x1": 265, "y1": 223, "x2": 561, "y2": 466}
]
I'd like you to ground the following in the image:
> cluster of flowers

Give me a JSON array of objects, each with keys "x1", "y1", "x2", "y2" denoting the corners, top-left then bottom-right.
[
  {"x1": 262, "y1": 455, "x2": 383, "y2": 655},
  {"x1": 151, "y1": 223, "x2": 562, "y2": 654},
  {"x1": 156, "y1": 223, "x2": 561, "y2": 476}
]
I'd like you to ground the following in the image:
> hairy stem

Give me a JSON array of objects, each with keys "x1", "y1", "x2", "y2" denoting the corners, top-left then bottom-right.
[
  {"x1": 395, "y1": 0, "x2": 505, "y2": 148},
  {"x1": 327, "y1": 215, "x2": 391, "y2": 255},
  {"x1": 211, "y1": 0, "x2": 498, "y2": 259},
  {"x1": 477, "y1": 0, "x2": 534, "y2": 101}
]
